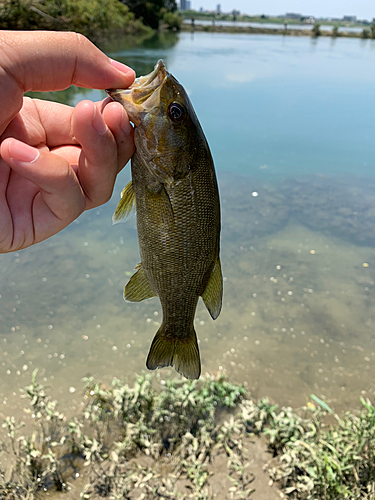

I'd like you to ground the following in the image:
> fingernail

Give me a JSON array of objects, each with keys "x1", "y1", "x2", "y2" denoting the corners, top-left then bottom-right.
[
  {"x1": 9, "y1": 140, "x2": 39, "y2": 163},
  {"x1": 121, "y1": 109, "x2": 132, "y2": 136},
  {"x1": 110, "y1": 59, "x2": 135, "y2": 78},
  {"x1": 92, "y1": 107, "x2": 107, "y2": 135}
]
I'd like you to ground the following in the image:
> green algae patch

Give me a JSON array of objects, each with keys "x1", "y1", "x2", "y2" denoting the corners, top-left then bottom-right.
[{"x1": 1, "y1": 370, "x2": 375, "y2": 499}]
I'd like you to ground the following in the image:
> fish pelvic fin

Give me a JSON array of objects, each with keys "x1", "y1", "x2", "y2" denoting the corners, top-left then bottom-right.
[
  {"x1": 124, "y1": 263, "x2": 156, "y2": 302},
  {"x1": 146, "y1": 324, "x2": 201, "y2": 380},
  {"x1": 113, "y1": 181, "x2": 135, "y2": 224},
  {"x1": 201, "y1": 256, "x2": 223, "y2": 320}
]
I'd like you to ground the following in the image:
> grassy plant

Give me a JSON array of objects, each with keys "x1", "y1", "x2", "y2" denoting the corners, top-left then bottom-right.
[
  {"x1": 163, "y1": 11, "x2": 182, "y2": 30},
  {"x1": 1, "y1": 372, "x2": 375, "y2": 499},
  {"x1": 332, "y1": 25, "x2": 339, "y2": 37},
  {"x1": 312, "y1": 22, "x2": 321, "y2": 37},
  {"x1": 266, "y1": 396, "x2": 375, "y2": 499},
  {"x1": 0, "y1": 371, "x2": 248, "y2": 498},
  {"x1": 362, "y1": 28, "x2": 370, "y2": 38}
]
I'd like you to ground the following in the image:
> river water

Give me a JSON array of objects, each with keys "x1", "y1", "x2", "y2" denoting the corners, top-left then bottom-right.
[{"x1": 1, "y1": 32, "x2": 375, "y2": 421}]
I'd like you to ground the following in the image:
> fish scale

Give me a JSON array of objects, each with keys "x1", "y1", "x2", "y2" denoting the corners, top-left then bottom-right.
[{"x1": 107, "y1": 60, "x2": 223, "y2": 379}]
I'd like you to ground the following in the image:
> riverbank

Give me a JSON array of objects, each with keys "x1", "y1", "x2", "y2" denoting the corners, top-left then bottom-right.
[
  {"x1": 0, "y1": 0, "x2": 150, "y2": 43},
  {"x1": 0, "y1": 0, "x2": 181, "y2": 43},
  {"x1": 1, "y1": 371, "x2": 375, "y2": 499},
  {"x1": 181, "y1": 22, "x2": 369, "y2": 38}
]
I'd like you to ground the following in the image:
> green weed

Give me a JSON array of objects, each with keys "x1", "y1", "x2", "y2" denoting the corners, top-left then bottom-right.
[{"x1": 1, "y1": 372, "x2": 375, "y2": 499}]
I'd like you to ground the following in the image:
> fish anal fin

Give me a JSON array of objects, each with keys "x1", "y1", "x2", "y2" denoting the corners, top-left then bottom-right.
[
  {"x1": 113, "y1": 181, "x2": 135, "y2": 224},
  {"x1": 124, "y1": 263, "x2": 156, "y2": 302},
  {"x1": 201, "y1": 257, "x2": 223, "y2": 320},
  {"x1": 146, "y1": 325, "x2": 201, "y2": 380}
]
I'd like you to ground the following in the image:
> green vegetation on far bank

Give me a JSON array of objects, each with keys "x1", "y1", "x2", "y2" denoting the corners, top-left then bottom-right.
[
  {"x1": 1, "y1": 1, "x2": 372, "y2": 44},
  {"x1": 180, "y1": 10, "x2": 372, "y2": 29},
  {"x1": 181, "y1": 21, "x2": 375, "y2": 40},
  {"x1": 1, "y1": 370, "x2": 375, "y2": 499},
  {"x1": 0, "y1": 0, "x2": 181, "y2": 42},
  {"x1": 0, "y1": 0, "x2": 148, "y2": 41},
  {"x1": 181, "y1": 10, "x2": 311, "y2": 25},
  {"x1": 123, "y1": 0, "x2": 181, "y2": 31},
  {"x1": 181, "y1": 10, "x2": 375, "y2": 40}
]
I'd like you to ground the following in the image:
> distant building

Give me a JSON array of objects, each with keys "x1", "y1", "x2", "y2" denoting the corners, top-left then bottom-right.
[
  {"x1": 186, "y1": 0, "x2": 191, "y2": 9},
  {"x1": 301, "y1": 16, "x2": 315, "y2": 24},
  {"x1": 179, "y1": 0, "x2": 187, "y2": 10},
  {"x1": 343, "y1": 15, "x2": 357, "y2": 22},
  {"x1": 216, "y1": 4, "x2": 221, "y2": 14},
  {"x1": 285, "y1": 12, "x2": 302, "y2": 19}
]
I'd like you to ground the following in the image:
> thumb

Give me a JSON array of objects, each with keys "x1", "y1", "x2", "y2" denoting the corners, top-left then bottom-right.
[
  {"x1": 0, "y1": 31, "x2": 135, "y2": 134},
  {"x1": 0, "y1": 31, "x2": 135, "y2": 91}
]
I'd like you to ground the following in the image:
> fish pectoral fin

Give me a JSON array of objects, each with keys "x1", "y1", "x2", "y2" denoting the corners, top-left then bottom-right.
[
  {"x1": 113, "y1": 181, "x2": 136, "y2": 224},
  {"x1": 146, "y1": 183, "x2": 175, "y2": 226},
  {"x1": 201, "y1": 257, "x2": 223, "y2": 320},
  {"x1": 146, "y1": 325, "x2": 201, "y2": 380},
  {"x1": 124, "y1": 263, "x2": 156, "y2": 302}
]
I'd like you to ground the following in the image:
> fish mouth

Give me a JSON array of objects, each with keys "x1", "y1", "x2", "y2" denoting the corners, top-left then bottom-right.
[
  {"x1": 106, "y1": 60, "x2": 168, "y2": 126},
  {"x1": 130, "y1": 59, "x2": 167, "y2": 91}
]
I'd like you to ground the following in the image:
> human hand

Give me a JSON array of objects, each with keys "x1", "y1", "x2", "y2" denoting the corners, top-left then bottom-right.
[{"x1": 0, "y1": 31, "x2": 135, "y2": 253}]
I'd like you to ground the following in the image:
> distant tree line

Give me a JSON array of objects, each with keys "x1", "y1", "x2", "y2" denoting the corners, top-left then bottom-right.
[
  {"x1": 0, "y1": 0, "x2": 181, "y2": 39},
  {"x1": 122, "y1": 0, "x2": 180, "y2": 30}
]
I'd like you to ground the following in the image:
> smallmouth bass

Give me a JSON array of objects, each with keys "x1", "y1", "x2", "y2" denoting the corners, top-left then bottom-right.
[{"x1": 107, "y1": 60, "x2": 222, "y2": 380}]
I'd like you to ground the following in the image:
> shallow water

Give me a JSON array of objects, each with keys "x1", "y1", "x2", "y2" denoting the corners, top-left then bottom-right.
[{"x1": 1, "y1": 32, "x2": 375, "y2": 421}]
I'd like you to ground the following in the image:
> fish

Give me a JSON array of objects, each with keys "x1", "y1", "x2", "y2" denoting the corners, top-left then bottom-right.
[{"x1": 106, "y1": 60, "x2": 222, "y2": 380}]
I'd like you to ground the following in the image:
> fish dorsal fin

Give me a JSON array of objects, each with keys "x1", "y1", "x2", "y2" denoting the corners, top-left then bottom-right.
[
  {"x1": 201, "y1": 257, "x2": 223, "y2": 320},
  {"x1": 124, "y1": 263, "x2": 156, "y2": 302},
  {"x1": 113, "y1": 181, "x2": 135, "y2": 224}
]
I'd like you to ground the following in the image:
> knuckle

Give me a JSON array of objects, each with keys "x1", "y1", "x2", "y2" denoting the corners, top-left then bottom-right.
[
  {"x1": 73, "y1": 32, "x2": 90, "y2": 49},
  {"x1": 98, "y1": 189, "x2": 112, "y2": 207}
]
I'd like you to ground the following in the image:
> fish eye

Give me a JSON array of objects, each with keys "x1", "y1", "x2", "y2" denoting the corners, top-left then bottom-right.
[{"x1": 168, "y1": 102, "x2": 186, "y2": 123}]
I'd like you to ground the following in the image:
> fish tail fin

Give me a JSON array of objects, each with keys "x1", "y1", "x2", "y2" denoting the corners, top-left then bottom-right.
[{"x1": 146, "y1": 324, "x2": 201, "y2": 380}]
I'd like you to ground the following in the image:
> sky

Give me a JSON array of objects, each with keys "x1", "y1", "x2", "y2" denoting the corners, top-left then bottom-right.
[{"x1": 195, "y1": 1, "x2": 374, "y2": 21}]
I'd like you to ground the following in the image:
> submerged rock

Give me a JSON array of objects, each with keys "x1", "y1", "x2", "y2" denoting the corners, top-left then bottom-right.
[
  {"x1": 219, "y1": 174, "x2": 290, "y2": 243},
  {"x1": 218, "y1": 172, "x2": 375, "y2": 248},
  {"x1": 285, "y1": 176, "x2": 375, "y2": 247}
]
